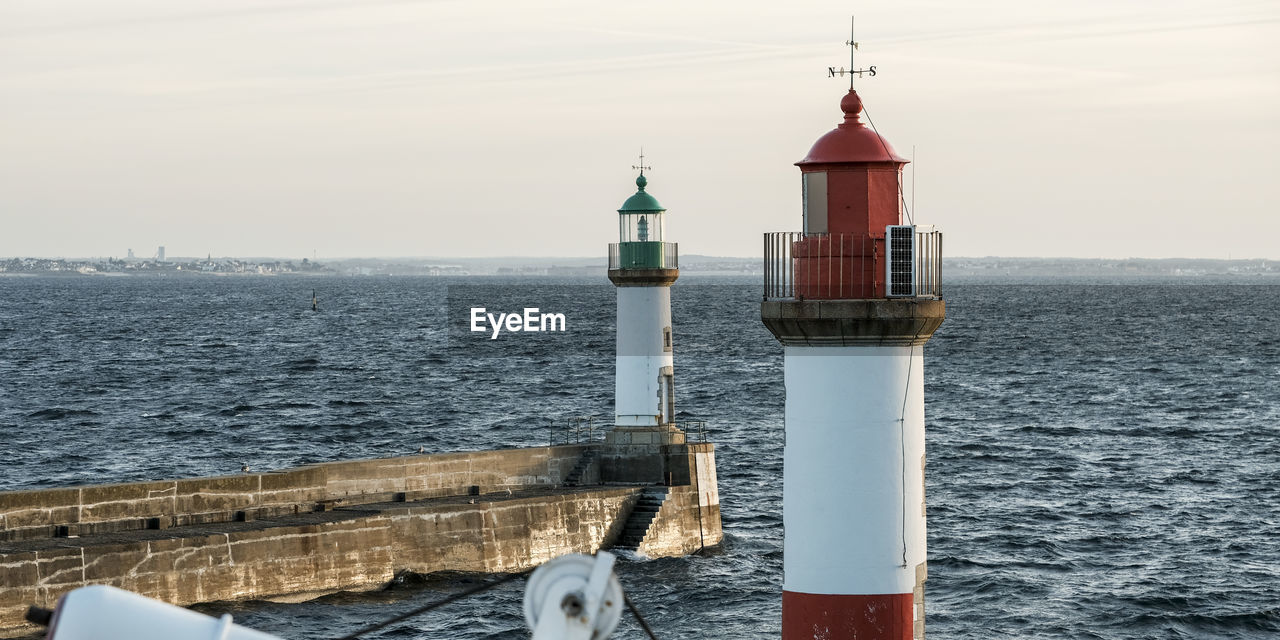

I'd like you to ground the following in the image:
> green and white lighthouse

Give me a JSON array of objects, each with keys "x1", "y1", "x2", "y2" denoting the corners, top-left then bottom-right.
[{"x1": 606, "y1": 163, "x2": 684, "y2": 445}]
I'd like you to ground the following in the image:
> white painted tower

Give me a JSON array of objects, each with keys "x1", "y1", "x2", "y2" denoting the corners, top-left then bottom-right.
[
  {"x1": 761, "y1": 88, "x2": 945, "y2": 640},
  {"x1": 607, "y1": 165, "x2": 684, "y2": 446}
]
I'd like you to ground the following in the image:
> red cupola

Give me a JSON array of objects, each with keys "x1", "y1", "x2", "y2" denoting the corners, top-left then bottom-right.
[
  {"x1": 797, "y1": 89, "x2": 906, "y2": 236},
  {"x1": 791, "y1": 90, "x2": 907, "y2": 299}
]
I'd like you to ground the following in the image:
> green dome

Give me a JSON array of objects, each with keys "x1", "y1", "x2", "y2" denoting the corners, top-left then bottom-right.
[{"x1": 618, "y1": 173, "x2": 665, "y2": 213}]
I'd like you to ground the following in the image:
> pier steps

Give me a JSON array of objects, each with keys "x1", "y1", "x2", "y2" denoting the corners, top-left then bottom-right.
[
  {"x1": 563, "y1": 449, "x2": 599, "y2": 486},
  {"x1": 614, "y1": 487, "x2": 670, "y2": 550}
]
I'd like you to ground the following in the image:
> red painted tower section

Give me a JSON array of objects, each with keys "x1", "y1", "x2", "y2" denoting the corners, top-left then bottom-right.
[{"x1": 792, "y1": 90, "x2": 907, "y2": 299}]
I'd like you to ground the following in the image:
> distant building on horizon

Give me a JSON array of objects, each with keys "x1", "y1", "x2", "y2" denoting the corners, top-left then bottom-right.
[{"x1": 156, "y1": 246, "x2": 165, "y2": 262}]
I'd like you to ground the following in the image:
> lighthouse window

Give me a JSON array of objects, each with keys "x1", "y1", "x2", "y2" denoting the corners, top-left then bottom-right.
[
  {"x1": 803, "y1": 172, "x2": 828, "y2": 234},
  {"x1": 663, "y1": 327, "x2": 673, "y2": 351},
  {"x1": 620, "y1": 213, "x2": 663, "y2": 243}
]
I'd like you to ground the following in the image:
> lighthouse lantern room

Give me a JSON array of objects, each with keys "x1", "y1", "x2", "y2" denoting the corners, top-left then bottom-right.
[{"x1": 614, "y1": 172, "x2": 673, "y2": 270}]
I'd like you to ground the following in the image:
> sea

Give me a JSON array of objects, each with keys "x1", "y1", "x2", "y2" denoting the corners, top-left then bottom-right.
[{"x1": 0, "y1": 274, "x2": 1277, "y2": 639}]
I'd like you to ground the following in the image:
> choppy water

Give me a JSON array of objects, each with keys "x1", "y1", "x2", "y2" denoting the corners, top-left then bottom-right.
[{"x1": 1, "y1": 275, "x2": 1277, "y2": 639}]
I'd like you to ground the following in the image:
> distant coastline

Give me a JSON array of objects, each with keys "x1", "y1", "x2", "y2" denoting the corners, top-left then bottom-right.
[
  {"x1": 2, "y1": 255, "x2": 1277, "y2": 280},
  {"x1": 0, "y1": 256, "x2": 328, "y2": 277}
]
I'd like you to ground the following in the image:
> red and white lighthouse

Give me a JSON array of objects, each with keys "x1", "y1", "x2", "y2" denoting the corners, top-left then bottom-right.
[{"x1": 761, "y1": 88, "x2": 945, "y2": 640}]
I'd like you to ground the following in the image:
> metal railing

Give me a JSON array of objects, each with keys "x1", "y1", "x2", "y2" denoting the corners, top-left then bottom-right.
[
  {"x1": 914, "y1": 229, "x2": 943, "y2": 300},
  {"x1": 546, "y1": 415, "x2": 708, "y2": 445},
  {"x1": 607, "y1": 242, "x2": 678, "y2": 270},
  {"x1": 547, "y1": 415, "x2": 603, "y2": 446},
  {"x1": 676, "y1": 420, "x2": 709, "y2": 444},
  {"x1": 763, "y1": 230, "x2": 942, "y2": 300}
]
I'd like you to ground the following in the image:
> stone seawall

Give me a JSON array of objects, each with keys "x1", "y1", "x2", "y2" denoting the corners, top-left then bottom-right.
[
  {"x1": 0, "y1": 487, "x2": 640, "y2": 636},
  {"x1": 0, "y1": 446, "x2": 587, "y2": 543},
  {"x1": 0, "y1": 443, "x2": 722, "y2": 637}
]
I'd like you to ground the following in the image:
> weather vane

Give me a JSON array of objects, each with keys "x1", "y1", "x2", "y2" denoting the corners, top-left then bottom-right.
[
  {"x1": 632, "y1": 148, "x2": 651, "y2": 175},
  {"x1": 828, "y1": 15, "x2": 877, "y2": 87}
]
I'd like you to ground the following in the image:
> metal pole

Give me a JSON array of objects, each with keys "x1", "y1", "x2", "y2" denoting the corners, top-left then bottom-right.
[
  {"x1": 764, "y1": 233, "x2": 770, "y2": 298},
  {"x1": 825, "y1": 234, "x2": 832, "y2": 298},
  {"x1": 938, "y1": 233, "x2": 944, "y2": 298},
  {"x1": 860, "y1": 235, "x2": 866, "y2": 298},
  {"x1": 782, "y1": 234, "x2": 788, "y2": 298}
]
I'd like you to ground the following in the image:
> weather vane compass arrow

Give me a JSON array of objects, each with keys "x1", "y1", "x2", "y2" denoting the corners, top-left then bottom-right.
[
  {"x1": 828, "y1": 16, "x2": 877, "y2": 86},
  {"x1": 632, "y1": 148, "x2": 651, "y2": 176}
]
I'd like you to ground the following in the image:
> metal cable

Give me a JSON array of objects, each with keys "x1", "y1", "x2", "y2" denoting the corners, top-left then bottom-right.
[
  {"x1": 899, "y1": 341, "x2": 913, "y2": 567},
  {"x1": 860, "y1": 99, "x2": 911, "y2": 225},
  {"x1": 330, "y1": 568, "x2": 533, "y2": 640},
  {"x1": 624, "y1": 593, "x2": 661, "y2": 640},
  {"x1": 899, "y1": 320, "x2": 927, "y2": 568},
  {"x1": 330, "y1": 565, "x2": 661, "y2": 640}
]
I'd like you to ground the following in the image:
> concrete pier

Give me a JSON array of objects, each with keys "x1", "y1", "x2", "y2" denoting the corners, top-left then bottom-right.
[{"x1": 0, "y1": 443, "x2": 721, "y2": 637}]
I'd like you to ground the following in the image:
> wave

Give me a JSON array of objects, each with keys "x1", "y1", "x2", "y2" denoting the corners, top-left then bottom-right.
[{"x1": 27, "y1": 407, "x2": 98, "y2": 420}]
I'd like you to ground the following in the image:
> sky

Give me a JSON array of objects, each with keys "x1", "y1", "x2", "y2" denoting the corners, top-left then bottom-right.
[{"x1": 1, "y1": 0, "x2": 1276, "y2": 259}]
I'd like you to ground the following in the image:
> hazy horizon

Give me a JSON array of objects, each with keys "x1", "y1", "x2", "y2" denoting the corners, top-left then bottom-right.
[
  {"x1": 3, "y1": 1, "x2": 1276, "y2": 259},
  {"x1": 5, "y1": 249, "x2": 1274, "y2": 259}
]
